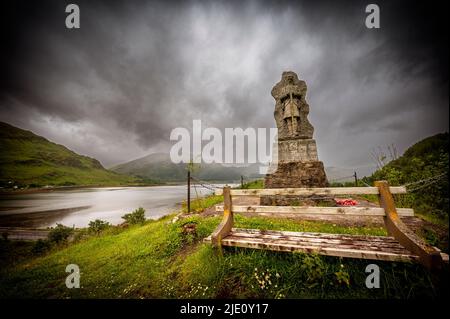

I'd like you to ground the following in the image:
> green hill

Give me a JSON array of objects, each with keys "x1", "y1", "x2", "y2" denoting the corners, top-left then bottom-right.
[
  {"x1": 111, "y1": 153, "x2": 189, "y2": 182},
  {"x1": 0, "y1": 122, "x2": 141, "y2": 188},
  {"x1": 110, "y1": 153, "x2": 264, "y2": 182},
  {"x1": 364, "y1": 132, "x2": 449, "y2": 224}
]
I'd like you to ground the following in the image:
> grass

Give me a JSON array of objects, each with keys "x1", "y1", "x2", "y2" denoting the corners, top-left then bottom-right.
[
  {"x1": 1, "y1": 163, "x2": 142, "y2": 188},
  {"x1": 233, "y1": 215, "x2": 387, "y2": 236},
  {"x1": 240, "y1": 179, "x2": 264, "y2": 189},
  {"x1": 0, "y1": 210, "x2": 446, "y2": 299},
  {"x1": 416, "y1": 212, "x2": 449, "y2": 227},
  {"x1": 182, "y1": 195, "x2": 224, "y2": 213}
]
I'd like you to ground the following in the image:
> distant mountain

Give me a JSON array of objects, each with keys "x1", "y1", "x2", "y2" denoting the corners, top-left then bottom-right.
[
  {"x1": 110, "y1": 153, "x2": 263, "y2": 182},
  {"x1": 0, "y1": 122, "x2": 141, "y2": 188},
  {"x1": 110, "y1": 152, "x2": 376, "y2": 183}
]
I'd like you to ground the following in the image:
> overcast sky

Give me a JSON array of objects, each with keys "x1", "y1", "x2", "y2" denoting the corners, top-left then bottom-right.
[{"x1": 1, "y1": 0, "x2": 448, "y2": 170}]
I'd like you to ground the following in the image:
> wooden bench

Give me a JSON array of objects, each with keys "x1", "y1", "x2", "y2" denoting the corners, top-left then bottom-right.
[{"x1": 204, "y1": 181, "x2": 448, "y2": 271}]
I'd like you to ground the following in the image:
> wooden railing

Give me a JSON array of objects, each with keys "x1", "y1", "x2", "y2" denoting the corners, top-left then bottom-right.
[{"x1": 214, "y1": 186, "x2": 408, "y2": 196}]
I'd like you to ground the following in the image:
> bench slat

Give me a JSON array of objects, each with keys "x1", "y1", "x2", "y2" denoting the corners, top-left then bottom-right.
[
  {"x1": 215, "y1": 205, "x2": 414, "y2": 217},
  {"x1": 215, "y1": 186, "x2": 407, "y2": 196},
  {"x1": 229, "y1": 227, "x2": 394, "y2": 241}
]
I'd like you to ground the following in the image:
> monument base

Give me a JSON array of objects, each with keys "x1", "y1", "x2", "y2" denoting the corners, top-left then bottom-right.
[{"x1": 261, "y1": 161, "x2": 328, "y2": 206}]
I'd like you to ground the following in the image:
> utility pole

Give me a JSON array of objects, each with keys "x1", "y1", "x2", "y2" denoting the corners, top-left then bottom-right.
[
  {"x1": 187, "y1": 170, "x2": 191, "y2": 213},
  {"x1": 354, "y1": 171, "x2": 358, "y2": 187}
]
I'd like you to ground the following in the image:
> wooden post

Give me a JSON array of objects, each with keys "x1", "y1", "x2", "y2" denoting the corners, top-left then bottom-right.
[
  {"x1": 211, "y1": 186, "x2": 233, "y2": 249},
  {"x1": 354, "y1": 171, "x2": 358, "y2": 187},
  {"x1": 241, "y1": 176, "x2": 244, "y2": 188},
  {"x1": 187, "y1": 170, "x2": 191, "y2": 213},
  {"x1": 375, "y1": 180, "x2": 443, "y2": 271}
]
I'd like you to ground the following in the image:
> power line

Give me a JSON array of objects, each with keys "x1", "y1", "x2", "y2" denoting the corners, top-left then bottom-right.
[
  {"x1": 360, "y1": 180, "x2": 371, "y2": 187},
  {"x1": 329, "y1": 174, "x2": 355, "y2": 182},
  {"x1": 189, "y1": 176, "x2": 221, "y2": 191}
]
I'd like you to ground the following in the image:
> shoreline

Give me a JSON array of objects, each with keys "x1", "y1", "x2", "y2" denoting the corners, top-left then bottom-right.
[
  {"x1": 0, "y1": 183, "x2": 171, "y2": 195},
  {"x1": 0, "y1": 206, "x2": 92, "y2": 228},
  {"x1": 0, "y1": 180, "x2": 239, "y2": 195}
]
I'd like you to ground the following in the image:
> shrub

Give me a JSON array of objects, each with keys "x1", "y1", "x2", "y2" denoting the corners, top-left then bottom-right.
[
  {"x1": 32, "y1": 239, "x2": 51, "y2": 254},
  {"x1": 368, "y1": 133, "x2": 449, "y2": 224},
  {"x1": 334, "y1": 264, "x2": 351, "y2": 287},
  {"x1": 47, "y1": 224, "x2": 74, "y2": 244},
  {"x1": 71, "y1": 228, "x2": 89, "y2": 242},
  {"x1": 121, "y1": 207, "x2": 146, "y2": 225},
  {"x1": 88, "y1": 219, "x2": 110, "y2": 233}
]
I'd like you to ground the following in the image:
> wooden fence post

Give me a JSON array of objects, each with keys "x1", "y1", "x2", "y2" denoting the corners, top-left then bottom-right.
[
  {"x1": 187, "y1": 170, "x2": 191, "y2": 213},
  {"x1": 375, "y1": 180, "x2": 443, "y2": 271}
]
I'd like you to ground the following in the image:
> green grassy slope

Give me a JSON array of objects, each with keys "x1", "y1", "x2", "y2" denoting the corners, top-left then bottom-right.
[
  {"x1": 363, "y1": 133, "x2": 449, "y2": 224},
  {"x1": 0, "y1": 212, "x2": 444, "y2": 299},
  {"x1": 0, "y1": 122, "x2": 141, "y2": 188}
]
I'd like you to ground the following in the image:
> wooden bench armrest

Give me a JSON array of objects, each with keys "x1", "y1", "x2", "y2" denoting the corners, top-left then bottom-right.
[
  {"x1": 211, "y1": 186, "x2": 233, "y2": 246},
  {"x1": 375, "y1": 181, "x2": 444, "y2": 271}
]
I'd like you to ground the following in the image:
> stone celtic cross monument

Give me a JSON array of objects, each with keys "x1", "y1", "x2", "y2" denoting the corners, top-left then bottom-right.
[{"x1": 262, "y1": 71, "x2": 328, "y2": 204}]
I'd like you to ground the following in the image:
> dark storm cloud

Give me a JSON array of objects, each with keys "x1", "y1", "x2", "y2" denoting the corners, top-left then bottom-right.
[{"x1": 0, "y1": 0, "x2": 448, "y2": 169}]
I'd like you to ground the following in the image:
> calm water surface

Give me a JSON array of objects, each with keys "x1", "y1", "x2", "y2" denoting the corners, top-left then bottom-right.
[{"x1": 0, "y1": 185, "x2": 234, "y2": 228}]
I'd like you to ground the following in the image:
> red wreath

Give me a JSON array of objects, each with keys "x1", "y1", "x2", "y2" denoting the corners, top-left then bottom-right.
[{"x1": 335, "y1": 198, "x2": 358, "y2": 206}]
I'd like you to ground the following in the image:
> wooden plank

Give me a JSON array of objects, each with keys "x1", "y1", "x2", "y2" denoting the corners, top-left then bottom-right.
[
  {"x1": 375, "y1": 181, "x2": 444, "y2": 270},
  {"x1": 215, "y1": 186, "x2": 407, "y2": 196},
  {"x1": 211, "y1": 186, "x2": 233, "y2": 247},
  {"x1": 230, "y1": 227, "x2": 396, "y2": 242},
  {"x1": 215, "y1": 205, "x2": 414, "y2": 217}
]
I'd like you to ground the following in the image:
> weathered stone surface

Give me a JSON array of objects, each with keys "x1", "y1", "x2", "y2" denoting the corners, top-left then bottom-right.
[
  {"x1": 277, "y1": 139, "x2": 318, "y2": 163},
  {"x1": 264, "y1": 71, "x2": 328, "y2": 205}
]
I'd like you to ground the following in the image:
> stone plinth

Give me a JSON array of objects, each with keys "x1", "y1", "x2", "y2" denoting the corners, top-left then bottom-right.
[
  {"x1": 264, "y1": 161, "x2": 327, "y2": 188},
  {"x1": 262, "y1": 161, "x2": 328, "y2": 205}
]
